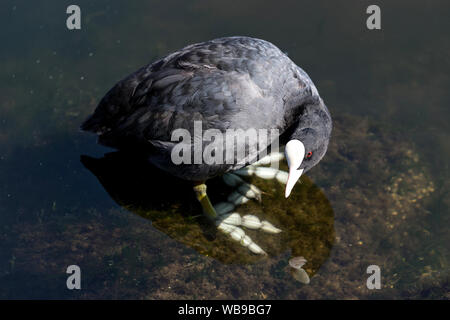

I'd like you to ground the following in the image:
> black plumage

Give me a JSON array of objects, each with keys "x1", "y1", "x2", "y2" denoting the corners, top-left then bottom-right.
[{"x1": 81, "y1": 36, "x2": 332, "y2": 181}]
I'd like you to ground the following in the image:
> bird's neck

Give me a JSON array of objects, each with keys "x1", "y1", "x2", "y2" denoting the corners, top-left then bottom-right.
[{"x1": 280, "y1": 101, "x2": 331, "y2": 145}]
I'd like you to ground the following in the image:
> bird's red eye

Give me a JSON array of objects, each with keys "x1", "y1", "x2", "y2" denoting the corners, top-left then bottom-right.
[{"x1": 306, "y1": 151, "x2": 313, "y2": 158}]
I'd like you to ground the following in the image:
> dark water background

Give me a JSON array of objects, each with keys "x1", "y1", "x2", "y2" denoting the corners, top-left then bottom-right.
[{"x1": 0, "y1": 0, "x2": 449, "y2": 299}]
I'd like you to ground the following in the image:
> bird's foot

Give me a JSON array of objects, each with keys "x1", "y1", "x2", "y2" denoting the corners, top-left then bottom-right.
[
  {"x1": 234, "y1": 166, "x2": 289, "y2": 185},
  {"x1": 215, "y1": 211, "x2": 281, "y2": 255},
  {"x1": 213, "y1": 192, "x2": 281, "y2": 255},
  {"x1": 192, "y1": 183, "x2": 279, "y2": 254},
  {"x1": 194, "y1": 152, "x2": 287, "y2": 255},
  {"x1": 223, "y1": 173, "x2": 262, "y2": 202},
  {"x1": 222, "y1": 152, "x2": 286, "y2": 203},
  {"x1": 251, "y1": 151, "x2": 284, "y2": 167},
  {"x1": 213, "y1": 154, "x2": 287, "y2": 255}
]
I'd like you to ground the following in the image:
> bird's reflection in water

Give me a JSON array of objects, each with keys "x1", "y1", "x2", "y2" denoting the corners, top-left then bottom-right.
[{"x1": 81, "y1": 151, "x2": 335, "y2": 282}]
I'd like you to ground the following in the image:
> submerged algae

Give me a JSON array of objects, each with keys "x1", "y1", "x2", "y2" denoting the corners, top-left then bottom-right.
[
  {"x1": 1, "y1": 114, "x2": 446, "y2": 299},
  {"x1": 81, "y1": 152, "x2": 335, "y2": 275}
]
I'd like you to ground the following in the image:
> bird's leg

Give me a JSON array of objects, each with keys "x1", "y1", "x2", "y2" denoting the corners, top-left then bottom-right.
[
  {"x1": 193, "y1": 183, "x2": 217, "y2": 220},
  {"x1": 194, "y1": 151, "x2": 288, "y2": 256},
  {"x1": 192, "y1": 183, "x2": 272, "y2": 255},
  {"x1": 211, "y1": 153, "x2": 287, "y2": 255}
]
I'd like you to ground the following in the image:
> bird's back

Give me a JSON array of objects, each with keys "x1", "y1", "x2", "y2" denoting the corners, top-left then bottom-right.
[{"x1": 82, "y1": 37, "x2": 315, "y2": 145}]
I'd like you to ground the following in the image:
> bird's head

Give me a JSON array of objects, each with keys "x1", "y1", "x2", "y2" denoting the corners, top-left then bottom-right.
[{"x1": 284, "y1": 100, "x2": 332, "y2": 198}]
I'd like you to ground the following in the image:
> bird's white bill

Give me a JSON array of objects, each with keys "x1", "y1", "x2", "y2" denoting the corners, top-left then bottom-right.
[
  {"x1": 284, "y1": 139, "x2": 305, "y2": 198},
  {"x1": 285, "y1": 168, "x2": 304, "y2": 198}
]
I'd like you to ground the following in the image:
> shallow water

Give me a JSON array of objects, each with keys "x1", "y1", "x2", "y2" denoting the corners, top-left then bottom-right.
[{"x1": 0, "y1": 0, "x2": 449, "y2": 299}]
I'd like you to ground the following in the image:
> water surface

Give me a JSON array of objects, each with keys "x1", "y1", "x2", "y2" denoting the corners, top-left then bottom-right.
[{"x1": 0, "y1": 0, "x2": 449, "y2": 299}]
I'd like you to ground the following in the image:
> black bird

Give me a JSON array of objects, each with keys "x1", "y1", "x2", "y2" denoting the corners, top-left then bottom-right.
[{"x1": 81, "y1": 36, "x2": 332, "y2": 253}]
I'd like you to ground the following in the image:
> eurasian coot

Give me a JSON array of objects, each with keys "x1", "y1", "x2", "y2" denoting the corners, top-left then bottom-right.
[{"x1": 81, "y1": 36, "x2": 332, "y2": 254}]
